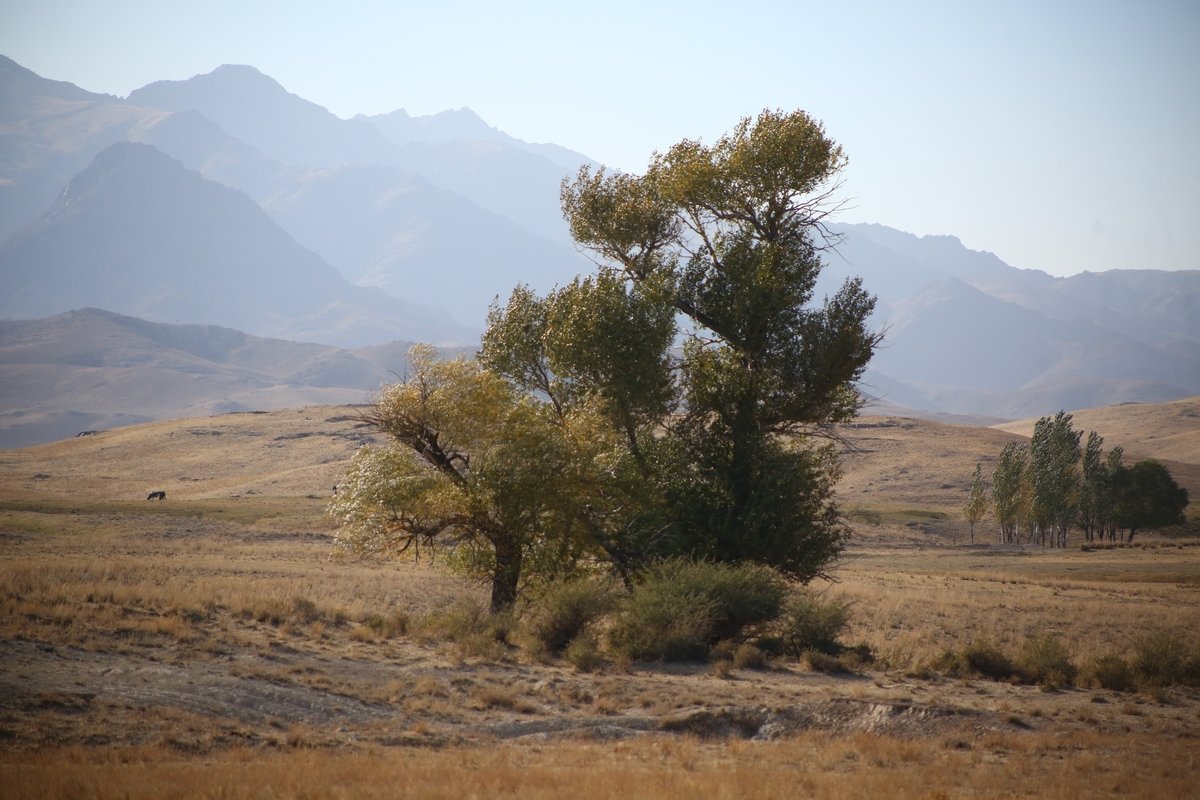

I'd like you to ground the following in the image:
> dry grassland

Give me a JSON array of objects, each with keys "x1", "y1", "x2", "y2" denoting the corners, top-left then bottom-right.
[{"x1": 1, "y1": 404, "x2": 1197, "y2": 798}]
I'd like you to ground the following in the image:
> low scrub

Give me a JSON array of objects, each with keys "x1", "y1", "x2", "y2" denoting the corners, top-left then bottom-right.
[
  {"x1": 608, "y1": 559, "x2": 788, "y2": 662},
  {"x1": 1017, "y1": 635, "x2": 1077, "y2": 689},
  {"x1": 1132, "y1": 631, "x2": 1200, "y2": 688},
  {"x1": 769, "y1": 590, "x2": 851, "y2": 657},
  {"x1": 934, "y1": 640, "x2": 1019, "y2": 682},
  {"x1": 1081, "y1": 652, "x2": 1137, "y2": 692},
  {"x1": 522, "y1": 576, "x2": 617, "y2": 656},
  {"x1": 415, "y1": 598, "x2": 517, "y2": 660}
]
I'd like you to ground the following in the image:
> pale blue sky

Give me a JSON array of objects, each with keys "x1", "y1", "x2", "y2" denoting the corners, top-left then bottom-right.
[{"x1": 2, "y1": 0, "x2": 1197, "y2": 276}]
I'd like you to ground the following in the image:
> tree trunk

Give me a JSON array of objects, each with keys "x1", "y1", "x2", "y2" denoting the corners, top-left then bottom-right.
[{"x1": 489, "y1": 535, "x2": 523, "y2": 613}]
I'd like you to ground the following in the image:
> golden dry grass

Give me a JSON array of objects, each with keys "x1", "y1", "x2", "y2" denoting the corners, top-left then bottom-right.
[
  {"x1": 1, "y1": 401, "x2": 1198, "y2": 797},
  {"x1": 4, "y1": 731, "x2": 1197, "y2": 800}
]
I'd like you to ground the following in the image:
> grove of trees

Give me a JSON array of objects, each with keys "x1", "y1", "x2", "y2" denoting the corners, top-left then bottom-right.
[
  {"x1": 329, "y1": 110, "x2": 880, "y2": 612},
  {"x1": 981, "y1": 411, "x2": 1188, "y2": 547}
]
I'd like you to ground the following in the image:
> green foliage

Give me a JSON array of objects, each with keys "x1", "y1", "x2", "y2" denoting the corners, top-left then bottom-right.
[
  {"x1": 563, "y1": 633, "x2": 604, "y2": 672},
  {"x1": 608, "y1": 590, "x2": 715, "y2": 663},
  {"x1": 1113, "y1": 460, "x2": 1190, "y2": 541},
  {"x1": 991, "y1": 441, "x2": 1029, "y2": 544},
  {"x1": 771, "y1": 590, "x2": 851, "y2": 657},
  {"x1": 330, "y1": 346, "x2": 597, "y2": 612},
  {"x1": 651, "y1": 430, "x2": 849, "y2": 581},
  {"x1": 415, "y1": 598, "x2": 517, "y2": 660},
  {"x1": 337, "y1": 110, "x2": 877, "y2": 615},
  {"x1": 552, "y1": 109, "x2": 877, "y2": 580},
  {"x1": 1132, "y1": 630, "x2": 1199, "y2": 688},
  {"x1": 522, "y1": 575, "x2": 618, "y2": 656},
  {"x1": 987, "y1": 415, "x2": 1186, "y2": 547},
  {"x1": 935, "y1": 640, "x2": 1018, "y2": 682},
  {"x1": 1028, "y1": 412, "x2": 1082, "y2": 547},
  {"x1": 964, "y1": 463, "x2": 988, "y2": 542},
  {"x1": 608, "y1": 558, "x2": 789, "y2": 662},
  {"x1": 1082, "y1": 653, "x2": 1137, "y2": 692},
  {"x1": 1018, "y1": 635, "x2": 1077, "y2": 688}
]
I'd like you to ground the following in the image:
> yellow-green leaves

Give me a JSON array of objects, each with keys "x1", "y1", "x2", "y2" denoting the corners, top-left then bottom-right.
[{"x1": 560, "y1": 166, "x2": 678, "y2": 277}]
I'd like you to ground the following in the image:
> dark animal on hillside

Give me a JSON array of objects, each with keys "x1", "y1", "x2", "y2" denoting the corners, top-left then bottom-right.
[
  {"x1": 76, "y1": 430, "x2": 99, "y2": 437},
  {"x1": 332, "y1": 484, "x2": 338, "y2": 496},
  {"x1": 147, "y1": 491, "x2": 166, "y2": 501}
]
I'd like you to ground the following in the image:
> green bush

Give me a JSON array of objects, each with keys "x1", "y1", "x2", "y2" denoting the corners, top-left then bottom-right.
[
  {"x1": 415, "y1": 598, "x2": 516, "y2": 660},
  {"x1": 608, "y1": 559, "x2": 789, "y2": 662},
  {"x1": 523, "y1": 576, "x2": 617, "y2": 656},
  {"x1": 1082, "y1": 652, "x2": 1136, "y2": 692},
  {"x1": 563, "y1": 633, "x2": 604, "y2": 673},
  {"x1": 608, "y1": 588, "x2": 716, "y2": 662},
  {"x1": 935, "y1": 640, "x2": 1018, "y2": 681},
  {"x1": 1018, "y1": 635, "x2": 1077, "y2": 688},
  {"x1": 772, "y1": 590, "x2": 851, "y2": 657},
  {"x1": 1133, "y1": 631, "x2": 1198, "y2": 688}
]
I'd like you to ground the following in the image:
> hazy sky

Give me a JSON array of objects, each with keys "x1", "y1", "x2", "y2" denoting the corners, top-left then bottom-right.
[{"x1": 2, "y1": 0, "x2": 1197, "y2": 276}]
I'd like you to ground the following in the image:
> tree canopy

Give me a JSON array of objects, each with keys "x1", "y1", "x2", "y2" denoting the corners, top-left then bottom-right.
[
  {"x1": 333, "y1": 110, "x2": 879, "y2": 610},
  {"x1": 982, "y1": 413, "x2": 1189, "y2": 547}
]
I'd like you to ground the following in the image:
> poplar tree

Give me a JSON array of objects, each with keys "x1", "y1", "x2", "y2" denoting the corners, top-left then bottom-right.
[{"x1": 964, "y1": 463, "x2": 988, "y2": 544}]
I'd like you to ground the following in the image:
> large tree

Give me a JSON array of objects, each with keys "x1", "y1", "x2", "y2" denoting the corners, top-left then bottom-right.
[
  {"x1": 992, "y1": 441, "x2": 1029, "y2": 544},
  {"x1": 329, "y1": 346, "x2": 604, "y2": 611},
  {"x1": 964, "y1": 463, "x2": 988, "y2": 544},
  {"x1": 1113, "y1": 459, "x2": 1189, "y2": 542},
  {"x1": 336, "y1": 110, "x2": 877, "y2": 608},
  {"x1": 507, "y1": 108, "x2": 879, "y2": 580},
  {"x1": 1028, "y1": 412, "x2": 1082, "y2": 547}
]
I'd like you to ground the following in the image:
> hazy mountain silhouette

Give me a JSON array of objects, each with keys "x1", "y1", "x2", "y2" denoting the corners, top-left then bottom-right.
[
  {"x1": 0, "y1": 142, "x2": 475, "y2": 346},
  {"x1": 126, "y1": 65, "x2": 582, "y2": 246},
  {"x1": 366, "y1": 107, "x2": 596, "y2": 172},
  {"x1": 262, "y1": 164, "x2": 585, "y2": 322},
  {"x1": 122, "y1": 108, "x2": 586, "y2": 320},
  {"x1": 127, "y1": 64, "x2": 399, "y2": 168},
  {"x1": 2, "y1": 53, "x2": 1197, "y2": 427},
  {"x1": 824, "y1": 224, "x2": 1200, "y2": 418},
  {"x1": 0, "y1": 55, "x2": 158, "y2": 239}
]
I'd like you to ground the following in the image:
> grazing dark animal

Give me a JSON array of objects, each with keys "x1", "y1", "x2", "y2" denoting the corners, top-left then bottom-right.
[{"x1": 147, "y1": 491, "x2": 166, "y2": 501}]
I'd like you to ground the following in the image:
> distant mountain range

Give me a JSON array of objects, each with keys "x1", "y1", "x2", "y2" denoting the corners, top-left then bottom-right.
[
  {"x1": 1, "y1": 53, "x2": 1197, "y2": 445},
  {"x1": 822, "y1": 223, "x2": 1200, "y2": 419}
]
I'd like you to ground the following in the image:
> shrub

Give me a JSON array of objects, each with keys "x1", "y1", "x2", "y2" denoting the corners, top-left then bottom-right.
[
  {"x1": 360, "y1": 610, "x2": 410, "y2": 639},
  {"x1": 608, "y1": 559, "x2": 788, "y2": 662},
  {"x1": 1018, "y1": 635, "x2": 1077, "y2": 688},
  {"x1": 733, "y1": 643, "x2": 768, "y2": 670},
  {"x1": 415, "y1": 597, "x2": 516, "y2": 660},
  {"x1": 962, "y1": 640, "x2": 1019, "y2": 681},
  {"x1": 523, "y1": 576, "x2": 617, "y2": 656},
  {"x1": 1132, "y1": 630, "x2": 1197, "y2": 688},
  {"x1": 608, "y1": 588, "x2": 715, "y2": 662},
  {"x1": 802, "y1": 649, "x2": 852, "y2": 674},
  {"x1": 1082, "y1": 653, "x2": 1136, "y2": 692},
  {"x1": 563, "y1": 633, "x2": 604, "y2": 673},
  {"x1": 935, "y1": 640, "x2": 1018, "y2": 681},
  {"x1": 772, "y1": 590, "x2": 850, "y2": 657}
]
